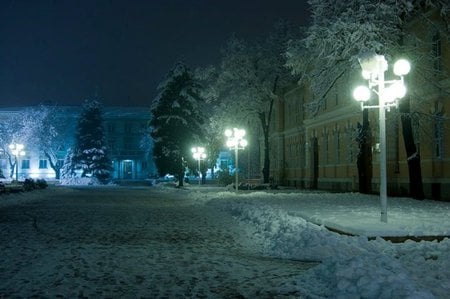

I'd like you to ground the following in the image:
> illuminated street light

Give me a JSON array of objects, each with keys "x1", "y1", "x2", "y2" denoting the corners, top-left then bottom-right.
[
  {"x1": 9, "y1": 143, "x2": 26, "y2": 181},
  {"x1": 225, "y1": 128, "x2": 247, "y2": 192},
  {"x1": 191, "y1": 146, "x2": 207, "y2": 186},
  {"x1": 353, "y1": 54, "x2": 410, "y2": 223}
]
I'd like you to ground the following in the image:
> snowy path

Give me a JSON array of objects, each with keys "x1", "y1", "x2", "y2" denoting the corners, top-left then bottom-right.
[{"x1": 0, "y1": 187, "x2": 315, "y2": 298}]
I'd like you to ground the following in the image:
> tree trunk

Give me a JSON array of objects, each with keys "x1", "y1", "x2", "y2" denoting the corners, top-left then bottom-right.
[
  {"x1": 260, "y1": 113, "x2": 270, "y2": 183},
  {"x1": 8, "y1": 158, "x2": 15, "y2": 179},
  {"x1": 178, "y1": 171, "x2": 184, "y2": 187},
  {"x1": 45, "y1": 153, "x2": 61, "y2": 180},
  {"x1": 357, "y1": 109, "x2": 372, "y2": 194},
  {"x1": 399, "y1": 98, "x2": 424, "y2": 199},
  {"x1": 259, "y1": 76, "x2": 279, "y2": 184},
  {"x1": 177, "y1": 157, "x2": 187, "y2": 187}
]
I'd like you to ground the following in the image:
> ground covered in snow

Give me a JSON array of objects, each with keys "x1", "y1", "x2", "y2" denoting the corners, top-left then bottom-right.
[{"x1": 1, "y1": 185, "x2": 449, "y2": 298}]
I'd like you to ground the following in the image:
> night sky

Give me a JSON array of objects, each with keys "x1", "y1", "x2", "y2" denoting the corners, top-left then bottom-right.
[{"x1": 0, "y1": 0, "x2": 309, "y2": 108}]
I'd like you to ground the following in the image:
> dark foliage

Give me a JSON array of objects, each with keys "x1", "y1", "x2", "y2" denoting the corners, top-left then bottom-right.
[
  {"x1": 217, "y1": 169, "x2": 233, "y2": 186},
  {"x1": 23, "y1": 178, "x2": 36, "y2": 191},
  {"x1": 36, "y1": 179, "x2": 48, "y2": 189},
  {"x1": 150, "y1": 63, "x2": 205, "y2": 186}
]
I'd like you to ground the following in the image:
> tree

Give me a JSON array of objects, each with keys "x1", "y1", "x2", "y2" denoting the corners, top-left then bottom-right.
[
  {"x1": 150, "y1": 62, "x2": 205, "y2": 187},
  {"x1": 68, "y1": 100, "x2": 112, "y2": 183},
  {"x1": 214, "y1": 21, "x2": 296, "y2": 183},
  {"x1": 0, "y1": 118, "x2": 19, "y2": 179},
  {"x1": 0, "y1": 107, "x2": 44, "y2": 179},
  {"x1": 21, "y1": 105, "x2": 73, "y2": 180},
  {"x1": 356, "y1": 109, "x2": 373, "y2": 194}
]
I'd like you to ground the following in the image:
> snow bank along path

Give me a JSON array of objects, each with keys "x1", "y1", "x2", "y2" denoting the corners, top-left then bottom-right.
[{"x1": 201, "y1": 188, "x2": 450, "y2": 299}]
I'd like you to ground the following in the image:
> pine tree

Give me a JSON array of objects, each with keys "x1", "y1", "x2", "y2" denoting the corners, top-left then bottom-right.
[
  {"x1": 150, "y1": 62, "x2": 205, "y2": 187},
  {"x1": 69, "y1": 100, "x2": 112, "y2": 183}
]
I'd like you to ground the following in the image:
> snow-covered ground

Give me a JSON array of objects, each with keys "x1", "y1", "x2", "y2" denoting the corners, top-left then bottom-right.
[{"x1": 1, "y1": 184, "x2": 449, "y2": 298}]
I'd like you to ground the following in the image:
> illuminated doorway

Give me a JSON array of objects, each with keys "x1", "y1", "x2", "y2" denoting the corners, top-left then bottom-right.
[{"x1": 123, "y1": 160, "x2": 133, "y2": 179}]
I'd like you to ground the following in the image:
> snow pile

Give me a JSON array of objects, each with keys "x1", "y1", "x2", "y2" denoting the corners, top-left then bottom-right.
[
  {"x1": 59, "y1": 177, "x2": 103, "y2": 186},
  {"x1": 203, "y1": 190, "x2": 450, "y2": 298}
]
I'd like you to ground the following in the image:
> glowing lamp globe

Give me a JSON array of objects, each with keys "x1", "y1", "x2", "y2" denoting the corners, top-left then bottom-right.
[
  {"x1": 393, "y1": 59, "x2": 410, "y2": 76},
  {"x1": 353, "y1": 85, "x2": 371, "y2": 102}
]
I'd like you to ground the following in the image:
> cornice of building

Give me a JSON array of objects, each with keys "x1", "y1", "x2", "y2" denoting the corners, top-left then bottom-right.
[{"x1": 304, "y1": 102, "x2": 361, "y2": 128}]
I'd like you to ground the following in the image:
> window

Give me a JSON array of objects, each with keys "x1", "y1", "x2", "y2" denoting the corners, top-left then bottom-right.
[
  {"x1": 21, "y1": 160, "x2": 30, "y2": 169},
  {"x1": 108, "y1": 123, "x2": 116, "y2": 133},
  {"x1": 124, "y1": 137, "x2": 132, "y2": 151},
  {"x1": 434, "y1": 110, "x2": 444, "y2": 159},
  {"x1": 335, "y1": 131, "x2": 340, "y2": 164},
  {"x1": 432, "y1": 32, "x2": 442, "y2": 72},
  {"x1": 124, "y1": 123, "x2": 132, "y2": 133},
  {"x1": 39, "y1": 159, "x2": 48, "y2": 169},
  {"x1": 323, "y1": 133, "x2": 329, "y2": 164},
  {"x1": 108, "y1": 140, "x2": 115, "y2": 151}
]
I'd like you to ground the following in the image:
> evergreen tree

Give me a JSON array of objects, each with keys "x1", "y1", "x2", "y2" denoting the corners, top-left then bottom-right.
[
  {"x1": 69, "y1": 100, "x2": 112, "y2": 183},
  {"x1": 150, "y1": 62, "x2": 205, "y2": 187}
]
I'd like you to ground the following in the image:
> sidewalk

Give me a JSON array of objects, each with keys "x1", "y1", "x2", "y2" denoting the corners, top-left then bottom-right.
[{"x1": 278, "y1": 192, "x2": 450, "y2": 242}]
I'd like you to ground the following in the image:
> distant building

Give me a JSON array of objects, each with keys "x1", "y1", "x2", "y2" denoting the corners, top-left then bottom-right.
[{"x1": 0, "y1": 106, "x2": 155, "y2": 181}]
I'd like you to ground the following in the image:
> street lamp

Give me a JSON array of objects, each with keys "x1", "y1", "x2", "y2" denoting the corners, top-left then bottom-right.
[
  {"x1": 353, "y1": 54, "x2": 410, "y2": 223},
  {"x1": 191, "y1": 146, "x2": 207, "y2": 186},
  {"x1": 225, "y1": 128, "x2": 247, "y2": 192},
  {"x1": 9, "y1": 143, "x2": 26, "y2": 181}
]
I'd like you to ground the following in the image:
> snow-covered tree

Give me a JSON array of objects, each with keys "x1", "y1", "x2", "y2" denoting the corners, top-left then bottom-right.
[
  {"x1": 20, "y1": 105, "x2": 73, "y2": 179},
  {"x1": 0, "y1": 107, "x2": 45, "y2": 179},
  {"x1": 213, "y1": 21, "x2": 297, "y2": 183},
  {"x1": 67, "y1": 100, "x2": 112, "y2": 183},
  {"x1": 150, "y1": 62, "x2": 205, "y2": 187},
  {"x1": 0, "y1": 118, "x2": 19, "y2": 178}
]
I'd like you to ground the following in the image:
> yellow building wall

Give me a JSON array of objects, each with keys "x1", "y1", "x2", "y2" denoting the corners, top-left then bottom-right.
[{"x1": 270, "y1": 7, "x2": 450, "y2": 200}]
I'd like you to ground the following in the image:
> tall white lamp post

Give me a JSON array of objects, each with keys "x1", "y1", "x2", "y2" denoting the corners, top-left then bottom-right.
[
  {"x1": 192, "y1": 146, "x2": 207, "y2": 186},
  {"x1": 9, "y1": 143, "x2": 26, "y2": 181},
  {"x1": 353, "y1": 54, "x2": 410, "y2": 223},
  {"x1": 225, "y1": 128, "x2": 247, "y2": 192}
]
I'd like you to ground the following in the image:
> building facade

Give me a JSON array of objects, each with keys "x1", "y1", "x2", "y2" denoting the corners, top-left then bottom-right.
[
  {"x1": 0, "y1": 106, "x2": 155, "y2": 181},
  {"x1": 268, "y1": 7, "x2": 450, "y2": 200}
]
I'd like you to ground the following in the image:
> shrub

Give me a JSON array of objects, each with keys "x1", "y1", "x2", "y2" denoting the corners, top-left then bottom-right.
[
  {"x1": 217, "y1": 170, "x2": 233, "y2": 186},
  {"x1": 36, "y1": 179, "x2": 48, "y2": 189},
  {"x1": 23, "y1": 178, "x2": 36, "y2": 191}
]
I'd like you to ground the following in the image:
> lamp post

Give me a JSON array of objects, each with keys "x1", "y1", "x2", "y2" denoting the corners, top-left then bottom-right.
[
  {"x1": 225, "y1": 128, "x2": 247, "y2": 192},
  {"x1": 191, "y1": 146, "x2": 207, "y2": 186},
  {"x1": 353, "y1": 54, "x2": 410, "y2": 223},
  {"x1": 9, "y1": 143, "x2": 26, "y2": 181}
]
